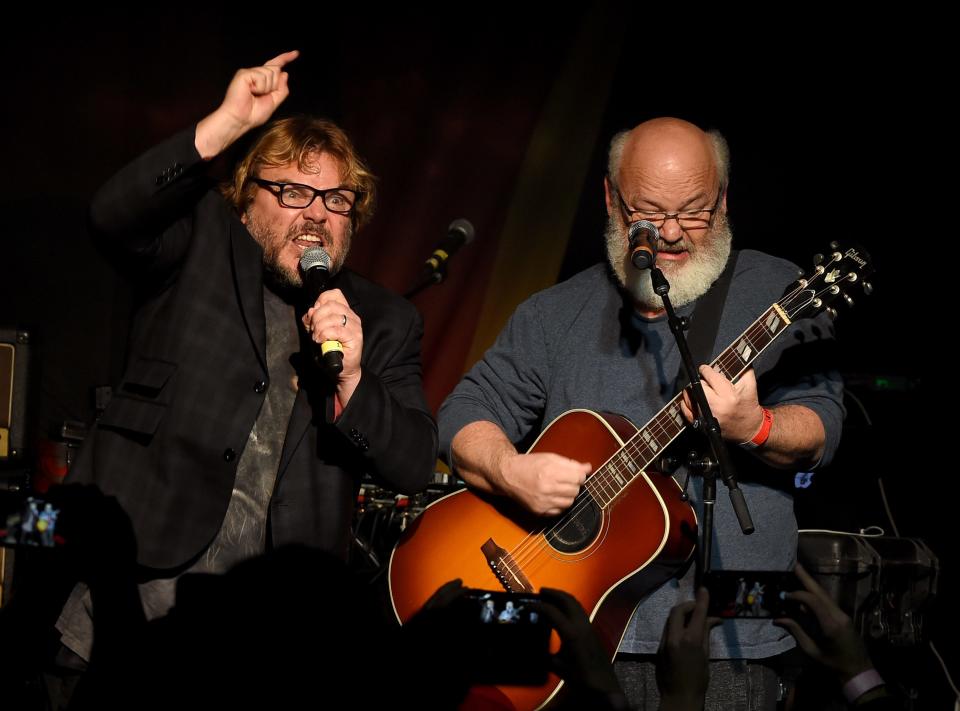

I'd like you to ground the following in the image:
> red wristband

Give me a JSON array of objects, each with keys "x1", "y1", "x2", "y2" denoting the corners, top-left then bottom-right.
[{"x1": 740, "y1": 407, "x2": 773, "y2": 449}]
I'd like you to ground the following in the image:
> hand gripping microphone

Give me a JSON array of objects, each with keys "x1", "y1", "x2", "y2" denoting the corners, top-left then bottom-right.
[{"x1": 299, "y1": 247, "x2": 343, "y2": 375}]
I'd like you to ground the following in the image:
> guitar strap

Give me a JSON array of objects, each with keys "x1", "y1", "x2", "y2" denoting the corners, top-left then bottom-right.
[{"x1": 672, "y1": 249, "x2": 739, "y2": 394}]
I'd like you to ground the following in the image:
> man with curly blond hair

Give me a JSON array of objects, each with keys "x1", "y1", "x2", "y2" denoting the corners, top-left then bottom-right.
[{"x1": 56, "y1": 52, "x2": 437, "y2": 668}]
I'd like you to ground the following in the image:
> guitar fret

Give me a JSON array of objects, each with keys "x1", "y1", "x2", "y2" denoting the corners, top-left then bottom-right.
[
  {"x1": 668, "y1": 404, "x2": 684, "y2": 429},
  {"x1": 587, "y1": 475, "x2": 606, "y2": 501},
  {"x1": 667, "y1": 410, "x2": 683, "y2": 435},
  {"x1": 749, "y1": 322, "x2": 775, "y2": 348},
  {"x1": 651, "y1": 412, "x2": 681, "y2": 444},
  {"x1": 593, "y1": 465, "x2": 612, "y2": 499},
  {"x1": 764, "y1": 309, "x2": 782, "y2": 334},
  {"x1": 599, "y1": 471, "x2": 617, "y2": 500},
  {"x1": 612, "y1": 470, "x2": 627, "y2": 487},
  {"x1": 719, "y1": 351, "x2": 742, "y2": 380},
  {"x1": 734, "y1": 336, "x2": 754, "y2": 363},
  {"x1": 640, "y1": 427, "x2": 661, "y2": 452},
  {"x1": 585, "y1": 480, "x2": 601, "y2": 507},
  {"x1": 634, "y1": 441, "x2": 656, "y2": 465},
  {"x1": 603, "y1": 452, "x2": 638, "y2": 499},
  {"x1": 591, "y1": 489, "x2": 608, "y2": 508}
]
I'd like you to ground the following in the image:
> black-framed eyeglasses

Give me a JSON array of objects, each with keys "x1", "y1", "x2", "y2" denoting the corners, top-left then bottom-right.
[
  {"x1": 251, "y1": 178, "x2": 362, "y2": 215},
  {"x1": 615, "y1": 184, "x2": 725, "y2": 231}
]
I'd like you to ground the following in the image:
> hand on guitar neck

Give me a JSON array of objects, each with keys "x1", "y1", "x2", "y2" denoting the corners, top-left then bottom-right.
[
  {"x1": 680, "y1": 365, "x2": 827, "y2": 470},
  {"x1": 680, "y1": 365, "x2": 766, "y2": 444}
]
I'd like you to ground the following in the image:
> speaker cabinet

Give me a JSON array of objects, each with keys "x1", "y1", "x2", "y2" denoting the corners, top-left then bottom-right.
[{"x1": 0, "y1": 328, "x2": 30, "y2": 460}]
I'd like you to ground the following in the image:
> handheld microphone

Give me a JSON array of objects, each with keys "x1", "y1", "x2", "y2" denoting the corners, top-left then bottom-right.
[
  {"x1": 424, "y1": 219, "x2": 476, "y2": 276},
  {"x1": 299, "y1": 247, "x2": 343, "y2": 375},
  {"x1": 629, "y1": 220, "x2": 661, "y2": 270}
]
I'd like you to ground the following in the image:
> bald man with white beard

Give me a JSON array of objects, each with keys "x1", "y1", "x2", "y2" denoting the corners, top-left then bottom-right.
[{"x1": 438, "y1": 118, "x2": 844, "y2": 710}]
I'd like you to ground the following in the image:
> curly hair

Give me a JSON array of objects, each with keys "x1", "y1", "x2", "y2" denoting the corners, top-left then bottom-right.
[{"x1": 222, "y1": 115, "x2": 377, "y2": 229}]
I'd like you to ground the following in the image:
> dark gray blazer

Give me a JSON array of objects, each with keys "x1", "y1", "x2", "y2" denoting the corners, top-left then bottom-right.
[{"x1": 69, "y1": 128, "x2": 438, "y2": 570}]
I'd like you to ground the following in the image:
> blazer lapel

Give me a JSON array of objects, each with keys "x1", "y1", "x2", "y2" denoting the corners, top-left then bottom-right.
[{"x1": 228, "y1": 216, "x2": 268, "y2": 373}]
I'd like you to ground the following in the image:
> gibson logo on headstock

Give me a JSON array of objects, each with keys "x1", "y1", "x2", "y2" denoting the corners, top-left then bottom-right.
[{"x1": 844, "y1": 248, "x2": 867, "y2": 268}]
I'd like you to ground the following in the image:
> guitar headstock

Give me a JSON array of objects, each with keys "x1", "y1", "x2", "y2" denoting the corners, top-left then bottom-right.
[{"x1": 779, "y1": 242, "x2": 874, "y2": 321}]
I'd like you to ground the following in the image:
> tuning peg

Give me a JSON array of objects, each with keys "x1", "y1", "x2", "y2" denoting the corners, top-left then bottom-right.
[
  {"x1": 826, "y1": 308, "x2": 838, "y2": 320},
  {"x1": 813, "y1": 253, "x2": 825, "y2": 266},
  {"x1": 829, "y1": 241, "x2": 840, "y2": 250},
  {"x1": 843, "y1": 293, "x2": 855, "y2": 307},
  {"x1": 863, "y1": 282, "x2": 874, "y2": 296}
]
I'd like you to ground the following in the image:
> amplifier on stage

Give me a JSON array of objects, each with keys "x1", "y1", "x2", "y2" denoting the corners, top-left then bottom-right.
[
  {"x1": 799, "y1": 531, "x2": 939, "y2": 647},
  {"x1": 0, "y1": 328, "x2": 31, "y2": 462}
]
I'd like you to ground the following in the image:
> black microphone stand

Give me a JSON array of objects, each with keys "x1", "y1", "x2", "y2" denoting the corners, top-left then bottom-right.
[
  {"x1": 644, "y1": 259, "x2": 754, "y2": 582},
  {"x1": 403, "y1": 219, "x2": 476, "y2": 299},
  {"x1": 404, "y1": 264, "x2": 447, "y2": 300}
]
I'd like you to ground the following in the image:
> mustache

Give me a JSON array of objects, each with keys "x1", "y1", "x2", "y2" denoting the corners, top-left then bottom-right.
[
  {"x1": 654, "y1": 241, "x2": 688, "y2": 254},
  {"x1": 642, "y1": 235, "x2": 690, "y2": 254}
]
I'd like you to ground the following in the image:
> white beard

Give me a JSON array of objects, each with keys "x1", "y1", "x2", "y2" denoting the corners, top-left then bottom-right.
[{"x1": 604, "y1": 215, "x2": 733, "y2": 311}]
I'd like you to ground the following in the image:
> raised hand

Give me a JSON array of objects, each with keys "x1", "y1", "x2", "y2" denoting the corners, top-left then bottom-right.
[{"x1": 195, "y1": 50, "x2": 299, "y2": 159}]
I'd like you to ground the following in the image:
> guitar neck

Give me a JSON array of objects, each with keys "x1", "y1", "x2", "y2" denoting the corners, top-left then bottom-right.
[{"x1": 584, "y1": 303, "x2": 793, "y2": 507}]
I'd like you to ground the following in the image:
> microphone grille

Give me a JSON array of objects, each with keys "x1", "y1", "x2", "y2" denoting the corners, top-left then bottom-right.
[
  {"x1": 628, "y1": 219, "x2": 661, "y2": 245},
  {"x1": 299, "y1": 246, "x2": 330, "y2": 272},
  {"x1": 448, "y1": 218, "x2": 476, "y2": 244}
]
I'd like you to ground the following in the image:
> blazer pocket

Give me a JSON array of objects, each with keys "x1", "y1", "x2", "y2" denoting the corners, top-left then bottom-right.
[
  {"x1": 118, "y1": 357, "x2": 177, "y2": 398},
  {"x1": 99, "y1": 358, "x2": 178, "y2": 436},
  {"x1": 98, "y1": 395, "x2": 167, "y2": 437}
]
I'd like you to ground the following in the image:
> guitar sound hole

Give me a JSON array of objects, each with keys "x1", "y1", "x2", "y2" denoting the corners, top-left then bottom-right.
[{"x1": 546, "y1": 497, "x2": 601, "y2": 553}]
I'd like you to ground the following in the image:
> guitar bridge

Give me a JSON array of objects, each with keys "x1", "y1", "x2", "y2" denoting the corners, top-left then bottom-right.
[{"x1": 481, "y1": 538, "x2": 533, "y2": 592}]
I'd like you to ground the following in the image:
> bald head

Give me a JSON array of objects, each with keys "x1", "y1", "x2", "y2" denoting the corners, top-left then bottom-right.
[
  {"x1": 602, "y1": 117, "x2": 733, "y2": 314},
  {"x1": 608, "y1": 118, "x2": 729, "y2": 194}
]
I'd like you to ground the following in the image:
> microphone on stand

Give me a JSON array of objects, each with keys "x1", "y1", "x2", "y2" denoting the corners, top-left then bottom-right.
[
  {"x1": 629, "y1": 220, "x2": 661, "y2": 270},
  {"x1": 423, "y1": 218, "x2": 476, "y2": 279},
  {"x1": 404, "y1": 219, "x2": 477, "y2": 299}
]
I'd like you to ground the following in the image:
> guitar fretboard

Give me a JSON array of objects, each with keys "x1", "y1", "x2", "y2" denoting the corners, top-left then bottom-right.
[{"x1": 583, "y1": 303, "x2": 792, "y2": 508}]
